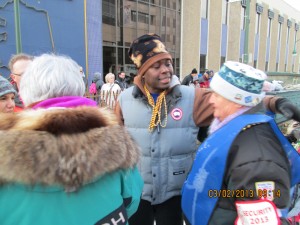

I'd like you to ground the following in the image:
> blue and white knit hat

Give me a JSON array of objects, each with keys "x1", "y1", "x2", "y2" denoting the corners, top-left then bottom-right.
[
  {"x1": 0, "y1": 76, "x2": 17, "y2": 97},
  {"x1": 210, "y1": 61, "x2": 267, "y2": 106}
]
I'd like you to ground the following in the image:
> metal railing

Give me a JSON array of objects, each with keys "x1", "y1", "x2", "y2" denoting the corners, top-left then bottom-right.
[{"x1": 85, "y1": 89, "x2": 122, "y2": 110}]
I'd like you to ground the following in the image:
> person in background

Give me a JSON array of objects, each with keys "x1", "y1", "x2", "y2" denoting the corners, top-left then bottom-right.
[
  {"x1": 209, "y1": 70, "x2": 214, "y2": 80},
  {"x1": 181, "y1": 68, "x2": 198, "y2": 86},
  {"x1": 191, "y1": 75, "x2": 200, "y2": 88},
  {"x1": 8, "y1": 53, "x2": 33, "y2": 111},
  {"x1": 182, "y1": 61, "x2": 299, "y2": 225},
  {"x1": 115, "y1": 71, "x2": 128, "y2": 91},
  {"x1": 0, "y1": 53, "x2": 143, "y2": 225},
  {"x1": 92, "y1": 72, "x2": 104, "y2": 103},
  {"x1": 198, "y1": 70, "x2": 210, "y2": 88},
  {"x1": 115, "y1": 33, "x2": 300, "y2": 225},
  {"x1": 0, "y1": 76, "x2": 16, "y2": 113},
  {"x1": 100, "y1": 72, "x2": 121, "y2": 109}
]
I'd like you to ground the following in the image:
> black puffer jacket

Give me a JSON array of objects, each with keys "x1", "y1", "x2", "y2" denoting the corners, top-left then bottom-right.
[{"x1": 209, "y1": 120, "x2": 291, "y2": 225}]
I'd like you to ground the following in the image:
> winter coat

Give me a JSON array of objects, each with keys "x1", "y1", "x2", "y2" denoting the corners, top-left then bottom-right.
[
  {"x1": 92, "y1": 73, "x2": 104, "y2": 91},
  {"x1": 101, "y1": 83, "x2": 121, "y2": 109},
  {"x1": 115, "y1": 78, "x2": 128, "y2": 91},
  {"x1": 0, "y1": 104, "x2": 143, "y2": 225},
  {"x1": 208, "y1": 107, "x2": 291, "y2": 225},
  {"x1": 181, "y1": 74, "x2": 194, "y2": 86},
  {"x1": 117, "y1": 82, "x2": 198, "y2": 204},
  {"x1": 115, "y1": 75, "x2": 280, "y2": 206}
]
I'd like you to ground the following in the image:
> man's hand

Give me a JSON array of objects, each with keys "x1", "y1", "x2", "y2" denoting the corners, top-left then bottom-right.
[{"x1": 276, "y1": 98, "x2": 300, "y2": 122}]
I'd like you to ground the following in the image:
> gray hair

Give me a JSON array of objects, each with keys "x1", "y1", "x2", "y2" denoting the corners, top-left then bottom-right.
[
  {"x1": 105, "y1": 73, "x2": 115, "y2": 83},
  {"x1": 20, "y1": 54, "x2": 85, "y2": 107}
]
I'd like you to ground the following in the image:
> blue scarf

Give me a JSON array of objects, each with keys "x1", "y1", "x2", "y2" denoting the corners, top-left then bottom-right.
[{"x1": 182, "y1": 114, "x2": 300, "y2": 225}]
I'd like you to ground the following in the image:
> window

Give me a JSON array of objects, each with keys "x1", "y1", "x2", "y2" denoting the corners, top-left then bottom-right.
[
  {"x1": 201, "y1": 0, "x2": 208, "y2": 19},
  {"x1": 278, "y1": 23, "x2": 282, "y2": 41},
  {"x1": 131, "y1": 11, "x2": 137, "y2": 22},
  {"x1": 255, "y1": 13, "x2": 261, "y2": 34},
  {"x1": 200, "y1": 54, "x2": 207, "y2": 73},
  {"x1": 131, "y1": 11, "x2": 150, "y2": 24},
  {"x1": 255, "y1": 3, "x2": 263, "y2": 35},
  {"x1": 162, "y1": 16, "x2": 166, "y2": 26},
  {"x1": 267, "y1": 18, "x2": 272, "y2": 37},
  {"x1": 241, "y1": 6, "x2": 246, "y2": 30},
  {"x1": 220, "y1": 56, "x2": 226, "y2": 67},
  {"x1": 103, "y1": 0, "x2": 115, "y2": 26},
  {"x1": 167, "y1": 34, "x2": 170, "y2": 42},
  {"x1": 151, "y1": 15, "x2": 155, "y2": 25},
  {"x1": 265, "y1": 61, "x2": 268, "y2": 71},
  {"x1": 293, "y1": 31, "x2": 298, "y2": 69},
  {"x1": 278, "y1": 15, "x2": 284, "y2": 41},
  {"x1": 286, "y1": 26, "x2": 290, "y2": 47},
  {"x1": 222, "y1": 0, "x2": 228, "y2": 25}
]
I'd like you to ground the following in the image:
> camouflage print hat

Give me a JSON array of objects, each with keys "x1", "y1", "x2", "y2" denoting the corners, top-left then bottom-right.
[{"x1": 128, "y1": 33, "x2": 172, "y2": 77}]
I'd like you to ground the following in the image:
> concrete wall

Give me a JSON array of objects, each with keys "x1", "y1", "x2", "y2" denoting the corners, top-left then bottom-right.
[
  {"x1": 181, "y1": 0, "x2": 300, "y2": 77},
  {"x1": 180, "y1": 0, "x2": 201, "y2": 79}
]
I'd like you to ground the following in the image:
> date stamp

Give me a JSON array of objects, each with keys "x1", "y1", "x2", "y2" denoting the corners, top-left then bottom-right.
[
  {"x1": 208, "y1": 189, "x2": 254, "y2": 198},
  {"x1": 208, "y1": 189, "x2": 281, "y2": 199}
]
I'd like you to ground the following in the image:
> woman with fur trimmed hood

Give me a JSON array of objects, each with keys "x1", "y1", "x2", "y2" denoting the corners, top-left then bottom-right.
[{"x1": 0, "y1": 54, "x2": 143, "y2": 225}]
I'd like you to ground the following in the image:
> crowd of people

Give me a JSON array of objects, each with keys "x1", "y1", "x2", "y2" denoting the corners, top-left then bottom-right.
[
  {"x1": 181, "y1": 68, "x2": 214, "y2": 88},
  {"x1": 88, "y1": 70, "x2": 134, "y2": 109},
  {"x1": 1, "y1": 33, "x2": 300, "y2": 225}
]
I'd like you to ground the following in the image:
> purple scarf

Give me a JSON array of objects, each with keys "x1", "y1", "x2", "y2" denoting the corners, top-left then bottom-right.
[{"x1": 32, "y1": 96, "x2": 97, "y2": 109}]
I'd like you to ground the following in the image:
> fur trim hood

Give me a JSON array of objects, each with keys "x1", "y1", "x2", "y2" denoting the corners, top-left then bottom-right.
[{"x1": 0, "y1": 107, "x2": 140, "y2": 191}]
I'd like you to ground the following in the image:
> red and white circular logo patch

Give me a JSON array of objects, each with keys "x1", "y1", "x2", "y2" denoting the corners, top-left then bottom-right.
[{"x1": 171, "y1": 108, "x2": 183, "y2": 121}]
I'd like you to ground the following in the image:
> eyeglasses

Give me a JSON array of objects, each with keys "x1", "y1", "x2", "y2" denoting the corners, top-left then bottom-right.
[{"x1": 11, "y1": 72, "x2": 23, "y2": 77}]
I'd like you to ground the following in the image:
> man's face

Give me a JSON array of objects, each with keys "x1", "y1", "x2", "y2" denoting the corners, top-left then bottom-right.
[
  {"x1": 10, "y1": 59, "x2": 32, "y2": 90},
  {"x1": 0, "y1": 93, "x2": 15, "y2": 113},
  {"x1": 143, "y1": 59, "x2": 173, "y2": 94},
  {"x1": 119, "y1": 72, "x2": 126, "y2": 79}
]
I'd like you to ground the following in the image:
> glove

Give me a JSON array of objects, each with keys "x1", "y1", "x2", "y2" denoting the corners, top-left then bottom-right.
[{"x1": 276, "y1": 98, "x2": 300, "y2": 122}]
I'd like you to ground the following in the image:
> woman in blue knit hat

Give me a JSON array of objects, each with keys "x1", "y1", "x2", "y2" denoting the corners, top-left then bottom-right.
[
  {"x1": 0, "y1": 76, "x2": 17, "y2": 113},
  {"x1": 182, "y1": 61, "x2": 300, "y2": 225}
]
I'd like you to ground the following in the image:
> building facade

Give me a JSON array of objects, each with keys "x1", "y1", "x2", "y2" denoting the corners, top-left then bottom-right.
[
  {"x1": 181, "y1": 0, "x2": 300, "y2": 79},
  {"x1": 1, "y1": 0, "x2": 300, "y2": 83},
  {"x1": 102, "y1": 0, "x2": 181, "y2": 76}
]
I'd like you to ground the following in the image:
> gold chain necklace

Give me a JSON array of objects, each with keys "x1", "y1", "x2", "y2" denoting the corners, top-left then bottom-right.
[{"x1": 144, "y1": 85, "x2": 168, "y2": 132}]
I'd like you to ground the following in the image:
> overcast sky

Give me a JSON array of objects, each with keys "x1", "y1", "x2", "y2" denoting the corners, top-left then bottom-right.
[{"x1": 282, "y1": 0, "x2": 300, "y2": 11}]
